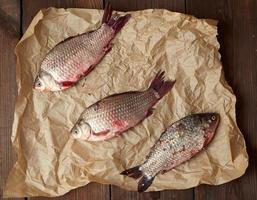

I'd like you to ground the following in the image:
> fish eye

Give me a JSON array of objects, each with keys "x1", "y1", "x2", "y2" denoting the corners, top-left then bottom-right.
[
  {"x1": 36, "y1": 82, "x2": 41, "y2": 87},
  {"x1": 73, "y1": 129, "x2": 79, "y2": 134},
  {"x1": 211, "y1": 115, "x2": 216, "y2": 120}
]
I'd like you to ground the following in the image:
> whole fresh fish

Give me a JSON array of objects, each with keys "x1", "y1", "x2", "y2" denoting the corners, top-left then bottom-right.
[
  {"x1": 121, "y1": 113, "x2": 220, "y2": 192},
  {"x1": 33, "y1": 3, "x2": 131, "y2": 91},
  {"x1": 70, "y1": 71, "x2": 175, "y2": 141}
]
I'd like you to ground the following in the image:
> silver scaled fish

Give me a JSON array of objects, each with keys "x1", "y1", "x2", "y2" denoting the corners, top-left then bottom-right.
[
  {"x1": 121, "y1": 113, "x2": 220, "y2": 192},
  {"x1": 70, "y1": 71, "x2": 175, "y2": 141},
  {"x1": 34, "y1": 3, "x2": 131, "y2": 91}
]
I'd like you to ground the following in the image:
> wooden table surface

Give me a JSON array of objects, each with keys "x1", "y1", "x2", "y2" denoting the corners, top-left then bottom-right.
[{"x1": 0, "y1": 0, "x2": 256, "y2": 199}]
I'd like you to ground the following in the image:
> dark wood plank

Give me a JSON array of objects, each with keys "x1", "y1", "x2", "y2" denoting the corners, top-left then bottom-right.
[
  {"x1": 0, "y1": 0, "x2": 23, "y2": 199},
  {"x1": 108, "y1": 0, "x2": 185, "y2": 12},
  {"x1": 30, "y1": 183, "x2": 109, "y2": 200},
  {"x1": 111, "y1": 186, "x2": 193, "y2": 200},
  {"x1": 186, "y1": 0, "x2": 257, "y2": 200},
  {"x1": 23, "y1": 0, "x2": 103, "y2": 32},
  {"x1": 22, "y1": 1, "x2": 110, "y2": 199},
  {"x1": 109, "y1": 0, "x2": 193, "y2": 200},
  {"x1": 111, "y1": 186, "x2": 161, "y2": 200}
]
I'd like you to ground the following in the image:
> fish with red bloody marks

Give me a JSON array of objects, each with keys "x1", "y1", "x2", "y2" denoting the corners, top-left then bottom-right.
[
  {"x1": 121, "y1": 113, "x2": 220, "y2": 192},
  {"x1": 70, "y1": 71, "x2": 175, "y2": 141},
  {"x1": 33, "y1": 3, "x2": 131, "y2": 91}
]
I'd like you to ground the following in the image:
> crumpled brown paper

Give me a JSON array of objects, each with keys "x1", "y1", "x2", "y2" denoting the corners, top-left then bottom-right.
[{"x1": 4, "y1": 7, "x2": 248, "y2": 197}]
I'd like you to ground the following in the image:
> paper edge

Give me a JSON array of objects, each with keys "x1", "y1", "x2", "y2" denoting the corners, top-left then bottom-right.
[{"x1": 4, "y1": 7, "x2": 249, "y2": 197}]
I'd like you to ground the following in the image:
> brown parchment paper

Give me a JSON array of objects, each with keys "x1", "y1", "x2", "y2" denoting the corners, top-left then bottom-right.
[{"x1": 4, "y1": 8, "x2": 248, "y2": 197}]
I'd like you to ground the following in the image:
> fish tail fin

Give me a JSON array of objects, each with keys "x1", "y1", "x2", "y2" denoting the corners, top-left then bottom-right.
[
  {"x1": 121, "y1": 165, "x2": 155, "y2": 192},
  {"x1": 120, "y1": 165, "x2": 143, "y2": 179},
  {"x1": 149, "y1": 70, "x2": 176, "y2": 99},
  {"x1": 102, "y1": 2, "x2": 131, "y2": 34},
  {"x1": 138, "y1": 175, "x2": 155, "y2": 193},
  {"x1": 102, "y1": 2, "x2": 113, "y2": 24}
]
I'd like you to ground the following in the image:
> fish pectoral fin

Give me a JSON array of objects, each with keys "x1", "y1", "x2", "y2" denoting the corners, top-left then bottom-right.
[
  {"x1": 160, "y1": 169, "x2": 170, "y2": 174},
  {"x1": 59, "y1": 81, "x2": 76, "y2": 87},
  {"x1": 93, "y1": 130, "x2": 110, "y2": 136},
  {"x1": 112, "y1": 120, "x2": 128, "y2": 131},
  {"x1": 82, "y1": 44, "x2": 113, "y2": 78},
  {"x1": 83, "y1": 65, "x2": 96, "y2": 76},
  {"x1": 86, "y1": 130, "x2": 116, "y2": 141},
  {"x1": 146, "y1": 108, "x2": 155, "y2": 118},
  {"x1": 103, "y1": 43, "x2": 113, "y2": 54}
]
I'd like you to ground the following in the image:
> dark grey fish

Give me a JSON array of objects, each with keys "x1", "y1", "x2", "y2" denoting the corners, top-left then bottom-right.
[{"x1": 121, "y1": 113, "x2": 220, "y2": 192}]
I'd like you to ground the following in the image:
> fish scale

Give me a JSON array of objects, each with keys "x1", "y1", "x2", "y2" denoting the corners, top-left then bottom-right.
[
  {"x1": 142, "y1": 129, "x2": 204, "y2": 176},
  {"x1": 82, "y1": 90, "x2": 157, "y2": 133},
  {"x1": 142, "y1": 120, "x2": 204, "y2": 176},
  {"x1": 34, "y1": 3, "x2": 131, "y2": 91},
  {"x1": 71, "y1": 71, "x2": 176, "y2": 141},
  {"x1": 121, "y1": 113, "x2": 220, "y2": 192},
  {"x1": 41, "y1": 25, "x2": 114, "y2": 82}
]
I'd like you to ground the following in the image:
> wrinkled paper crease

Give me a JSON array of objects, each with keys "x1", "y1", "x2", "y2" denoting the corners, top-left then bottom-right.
[{"x1": 4, "y1": 8, "x2": 248, "y2": 197}]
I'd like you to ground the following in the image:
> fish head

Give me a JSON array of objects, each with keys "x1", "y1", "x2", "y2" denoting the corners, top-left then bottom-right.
[
  {"x1": 33, "y1": 74, "x2": 46, "y2": 91},
  {"x1": 70, "y1": 119, "x2": 92, "y2": 140},
  {"x1": 33, "y1": 71, "x2": 62, "y2": 92},
  {"x1": 199, "y1": 113, "x2": 220, "y2": 145}
]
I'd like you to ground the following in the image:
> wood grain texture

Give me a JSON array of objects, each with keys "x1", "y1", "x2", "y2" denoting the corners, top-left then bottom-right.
[
  {"x1": 2, "y1": 0, "x2": 256, "y2": 199},
  {"x1": 22, "y1": 1, "x2": 110, "y2": 200},
  {"x1": 22, "y1": 0, "x2": 103, "y2": 32},
  {"x1": 0, "y1": 0, "x2": 22, "y2": 199},
  {"x1": 30, "y1": 183, "x2": 110, "y2": 200},
  {"x1": 108, "y1": 0, "x2": 185, "y2": 12},
  {"x1": 186, "y1": 0, "x2": 257, "y2": 200},
  {"x1": 111, "y1": 186, "x2": 194, "y2": 200}
]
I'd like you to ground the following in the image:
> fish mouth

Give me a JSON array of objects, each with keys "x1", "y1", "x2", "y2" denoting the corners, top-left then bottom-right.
[
  {"x1": 33, "y1": 86, "x2": 41, "y2": 90},
  {"x1": 33, "y1": 78, "x2": 38, "y2": 89},
  {"x1": 33, "y1": 85, "x2": 47, "y2": 92}
]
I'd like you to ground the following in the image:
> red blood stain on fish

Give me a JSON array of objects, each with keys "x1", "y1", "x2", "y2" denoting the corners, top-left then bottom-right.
[
  {"x1": 70, "y1": 71, "x2": 176, "y2": 141},
  {"x1": 33, "y1": 2, "x2": 131, "y2": 92},
  {"x1": 121, "y1": 113, "x2": 220, "y2": 192}
]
